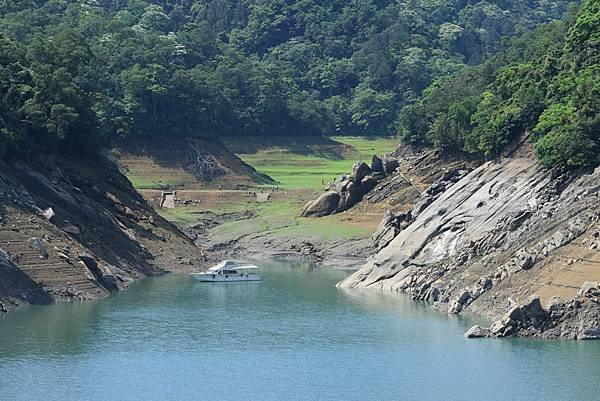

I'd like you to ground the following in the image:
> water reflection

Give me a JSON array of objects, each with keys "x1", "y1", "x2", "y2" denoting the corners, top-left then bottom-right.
[
  {"x1": 0, "y1": 298, "x2": 107, "y2": 359},
  {"x1": 1, "y1": 261, "x2": 599, "y2": 401}
]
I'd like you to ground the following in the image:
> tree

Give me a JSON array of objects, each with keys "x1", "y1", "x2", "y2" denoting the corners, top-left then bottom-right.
[
  {"x1": 349, "y1": 86, "x2": 396, "y2": 135},
  {"x1": 137, "y1": 5, "x2": 171, "y2": 33},
  {"x1": 119, "y1": 64, "x2": 168, "y2": 132},
  {"x1": 0, "y1": 0, "x2": 582, "y2": 160}
]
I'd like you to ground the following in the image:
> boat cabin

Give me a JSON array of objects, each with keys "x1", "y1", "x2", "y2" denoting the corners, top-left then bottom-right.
[
  {"x1": 216, "y1": 269, "x2": 239, "y2": 275},
  {"x1": 192, "y1": 260, "x2": 261, "y2": 282},
  {"x1": 207, "y1": 260, "x2": 258, "y2": 275}
]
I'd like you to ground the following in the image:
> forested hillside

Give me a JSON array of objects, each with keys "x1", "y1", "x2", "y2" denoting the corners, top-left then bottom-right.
[
  {"x1": 0, "y1": 0, "x2": 577, "y2": 159},
  {"x1": 398, "y1": 0, "x2": 599, "y2": 167}
]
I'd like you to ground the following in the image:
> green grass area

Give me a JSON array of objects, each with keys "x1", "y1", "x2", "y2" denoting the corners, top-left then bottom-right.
[
  {"x1": 157, "y1": 196, "x2": 372, "y2": 244},
  {"x1": 330, "y1": 136, "x2": 400, "y2": 157},
  {"x1": 209, "y1": 199, "x2": 372, "y2": 241},
  {"x1": 157, "y1": 206, "x2": 206, "y2": 226},
  {"x1": 156, "y1": 203, "x2": 250, "y2": 226},
  {"x1": 120, "y1": 135, "x2": 398, "y2": 191},
  {"x1": 233, "y1": 136, "x2": 398, "y2": 190},
  {"x1": 151, "y1": 135, "x2": 395, "y2": 245}
]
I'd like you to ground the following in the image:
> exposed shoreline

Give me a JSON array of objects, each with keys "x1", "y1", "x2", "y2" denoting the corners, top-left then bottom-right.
[{"x1": 2, "y1": 140, "x2": 599, "y2": 341}]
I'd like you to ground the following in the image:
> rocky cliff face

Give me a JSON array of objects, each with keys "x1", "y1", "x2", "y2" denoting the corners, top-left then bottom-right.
[
  {"x1": 339, "y1": 157, "x2": 600, "y2": 339},
  {"x1": 0, "y1": 155, "x2": 202, "y2": 313}
]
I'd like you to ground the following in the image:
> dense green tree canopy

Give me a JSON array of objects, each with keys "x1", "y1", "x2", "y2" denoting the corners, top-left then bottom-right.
[
  {"x1": 397, "y1": 0, "x2": 599, "y2": 167},
  {"x1": 1, "y1": 0, "x2": 592, "y2": 169}
]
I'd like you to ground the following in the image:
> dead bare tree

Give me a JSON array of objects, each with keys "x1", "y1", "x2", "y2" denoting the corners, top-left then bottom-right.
[{"x1": 186, "y1": 140, "x2": 224, "y2": 181}]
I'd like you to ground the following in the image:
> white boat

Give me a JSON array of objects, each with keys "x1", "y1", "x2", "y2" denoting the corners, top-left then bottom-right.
[{"x1": 191, "y1": 260, "x2": 261, "y2": 282}]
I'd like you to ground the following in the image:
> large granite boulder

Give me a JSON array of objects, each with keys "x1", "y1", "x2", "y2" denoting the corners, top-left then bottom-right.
[
  {"x1": 521, "y1": 295, "x2": 548, "y2": 327},
  {"x1": 332, "y1": 177, "x2": 347, "y2": 193},
  {"x1": 300, "y1": 191, "x2": 341, "y2": 217},
  {"x1": 360, "y1": 175, "x2": 377, "y2": 193},
  {"x1": 338, "y1": 181, "x2": 362, "y2": 211},
  {"x1": 371, "y1": 155, "x2": 384, "y2": 175},
  {"x1": 298, "y1": 152, "x2": 404, "y2": 218},
  {"x1": 382, "y1": 155, "x2": 399, "y2": 175},
  {"x1": 464, "y1": 325, "x2": 491, "y2": 338},
  {"x1": 480, "y1": 294, "x2": 551, "y2": 338},
  {"x1": 351, "y1": 162, "x2": 371, "y2": 184}
]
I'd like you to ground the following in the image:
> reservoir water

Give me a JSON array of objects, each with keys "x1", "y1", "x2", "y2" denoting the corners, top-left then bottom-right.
[{"x1": 1, "y1": 261, "x2": 599, "y2": 401}]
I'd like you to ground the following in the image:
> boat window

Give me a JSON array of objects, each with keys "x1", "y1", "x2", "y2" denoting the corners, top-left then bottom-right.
[{"x1": 220, "y1": 270, "x2": 236, "y2": 274}]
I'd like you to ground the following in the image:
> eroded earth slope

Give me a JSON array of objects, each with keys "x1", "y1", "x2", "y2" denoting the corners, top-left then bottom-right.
[{"x1": 0, "y1": 155, "x2": 202, "y2": 313}]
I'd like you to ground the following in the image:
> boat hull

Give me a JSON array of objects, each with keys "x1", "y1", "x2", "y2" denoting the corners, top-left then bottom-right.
[{"x1": 191, "y1": 273, "x2": 262, "y2": 282}]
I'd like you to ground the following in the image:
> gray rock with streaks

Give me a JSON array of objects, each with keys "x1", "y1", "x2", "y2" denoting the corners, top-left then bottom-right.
[
  {"x1": 29, "y1": 238, "x2": 48, "y2": 260},
  {"x1": 300, "y1": 191, "x2": 340, "y2": 217},
  {"x1": 371, "y1": 155, "x2": 384, "y2": 175},
  {"x1": 338, "y1": 157, "x2": 600, "y2": 339},
  {"x1": 464, "y1": 325, "x2": 490, "y2": 338}
]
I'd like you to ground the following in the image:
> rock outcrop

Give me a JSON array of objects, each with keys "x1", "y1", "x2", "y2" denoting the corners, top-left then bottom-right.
[
  {"x1": 301, "y1": 154, "x2": 400, "y2": 217},
  {"x1": 339, "y1": 157, "x2": 600, "y2": 339},
  {"x1": 370, "y1": 167, "x2": 471, "y2": 251},
  {"x1": 299, "y1": 191, "x2": 340, "y2": 217},
  {"x1": 382, "y1": 155, "x2": 399, "y2": 175},
  {"x1": 467, "y1": 282, "x2": 600, "y2": 340},
  {"x1": 0, "y1": 155, "x2": 202, "y2": 313},
  {"x1": 372, "y1": 210, "x2": 412, "y2": 251}
]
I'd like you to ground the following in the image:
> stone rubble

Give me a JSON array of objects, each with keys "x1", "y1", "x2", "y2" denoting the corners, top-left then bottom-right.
[{"x1": 466, "y1": 282, "x2": 600, "y2": 340}]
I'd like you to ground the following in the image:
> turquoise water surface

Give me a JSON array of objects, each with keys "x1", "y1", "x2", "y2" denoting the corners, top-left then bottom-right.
[{"x1": 1, "y1": 261, "x2": 599, "y2": 401}]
